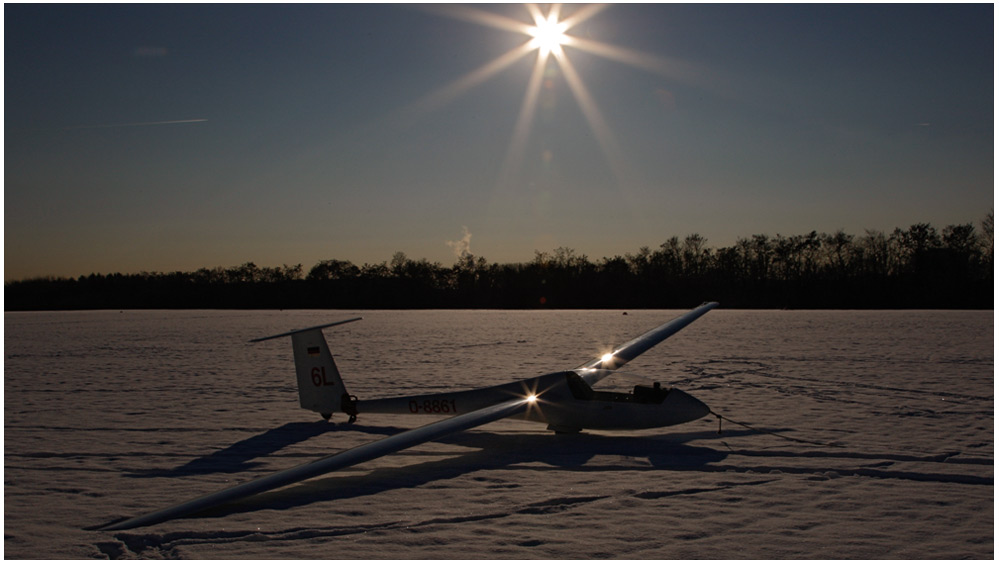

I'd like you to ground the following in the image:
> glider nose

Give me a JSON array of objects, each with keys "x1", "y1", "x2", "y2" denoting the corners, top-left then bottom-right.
[{"x1": 667, "y1": 388, "x2": 710, "y2": 423}]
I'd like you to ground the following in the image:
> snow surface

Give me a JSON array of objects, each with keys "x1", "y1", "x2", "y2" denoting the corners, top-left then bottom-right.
[{"x1": 4, "y1": 309, "x2": 993, "y2": 559}]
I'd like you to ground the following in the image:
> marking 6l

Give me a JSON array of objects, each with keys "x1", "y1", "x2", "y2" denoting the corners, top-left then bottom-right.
[{"x1": 311, "y1": 366, "x2": 336, "y2": 387}]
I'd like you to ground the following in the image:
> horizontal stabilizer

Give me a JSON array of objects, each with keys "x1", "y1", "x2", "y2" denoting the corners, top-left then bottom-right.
[{"x1": 249, "y1": 317, "x2": 362, "y2": 343}]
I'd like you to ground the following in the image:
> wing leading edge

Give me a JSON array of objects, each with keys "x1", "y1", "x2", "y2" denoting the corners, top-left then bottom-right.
[{"x1": 97, "y1": 397, "x2": 530, "y2": 531}]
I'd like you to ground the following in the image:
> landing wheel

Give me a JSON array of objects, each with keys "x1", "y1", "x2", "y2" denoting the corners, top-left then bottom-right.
[
  {"x1": 347, "y1": 414, "x2": 357, "y2": 424},
  {"x1": 321, "y1": 413, "x2": 332, "y2": 421}
]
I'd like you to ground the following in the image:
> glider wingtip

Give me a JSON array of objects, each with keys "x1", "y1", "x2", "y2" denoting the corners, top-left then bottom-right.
[
  {"x1": 93, "y1": 515, "x2": 166, "y2": 532},
  {"x1": 89, "y1": 517, "x2": 131, "y2": 532}
]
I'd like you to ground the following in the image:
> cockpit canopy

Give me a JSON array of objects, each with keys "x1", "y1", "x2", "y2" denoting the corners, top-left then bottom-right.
[{"x1": 564, "y1": 371, "x2": 671, "y2": 405}]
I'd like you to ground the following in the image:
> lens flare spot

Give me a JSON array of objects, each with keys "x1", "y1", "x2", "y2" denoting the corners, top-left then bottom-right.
[{"x1": 526, "y1": 394, "x2": 538, "y2": 403}]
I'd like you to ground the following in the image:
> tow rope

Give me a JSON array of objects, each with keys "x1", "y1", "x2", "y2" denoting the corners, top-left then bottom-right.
[{"x1": 710, "y1": 409, "x2": 845, "y2": 449}]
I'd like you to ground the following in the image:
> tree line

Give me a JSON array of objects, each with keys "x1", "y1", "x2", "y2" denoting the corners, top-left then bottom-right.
[{"x1": 6, "y1": 218, "x2": 993, "y2": 310}]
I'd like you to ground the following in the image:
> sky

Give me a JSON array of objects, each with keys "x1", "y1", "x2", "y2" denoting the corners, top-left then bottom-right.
[{"x1": 5, "y1": 3, "x2": 993, "y2": 280}]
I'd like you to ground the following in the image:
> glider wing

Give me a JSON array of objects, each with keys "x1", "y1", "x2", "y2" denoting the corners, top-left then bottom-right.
[
  {"x1": 578, "y1": 301, "x2": 718, "y2": 386},
  {"x1": 97, "y1": 396, "x2": 530, "y2": 531}
]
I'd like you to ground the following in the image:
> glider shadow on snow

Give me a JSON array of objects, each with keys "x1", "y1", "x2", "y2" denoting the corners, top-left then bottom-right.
[
  {"x1": 127, "y1": 421, "x2": 335, "y2": 478},
  {"x1": 185, "y1": 425, "x2": 750, "y2": 520}
]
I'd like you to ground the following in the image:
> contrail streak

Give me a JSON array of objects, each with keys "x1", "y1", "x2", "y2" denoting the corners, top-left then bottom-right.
[{"x1": 63, "y1": 119, "x2": 208, "y2": 130}]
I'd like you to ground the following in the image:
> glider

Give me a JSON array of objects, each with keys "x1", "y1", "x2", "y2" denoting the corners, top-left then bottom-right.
[{"x1": 98, "y1": 302, "x2": 718, "y2": 531}]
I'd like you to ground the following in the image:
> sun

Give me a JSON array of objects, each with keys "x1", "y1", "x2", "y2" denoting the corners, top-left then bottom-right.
[{"x1": 528, "y1": 13, "x2": 568, "y2": 56}]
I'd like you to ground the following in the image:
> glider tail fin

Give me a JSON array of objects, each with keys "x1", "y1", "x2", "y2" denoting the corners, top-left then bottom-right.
[
  {"x1": 250, "y1": 318, "x2": 362, "y2": 420},
  {"x1": 289, "y1": 329, "x2": 349, "y2": 419}
]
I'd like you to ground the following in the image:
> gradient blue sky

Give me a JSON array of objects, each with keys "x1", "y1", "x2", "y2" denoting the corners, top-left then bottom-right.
[{"x1": 5, "y1": 3, "x2": 993, "y2": 280}]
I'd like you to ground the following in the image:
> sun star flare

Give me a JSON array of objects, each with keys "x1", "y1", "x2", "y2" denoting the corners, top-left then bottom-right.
[
  {"x1": 528, "y1": 14, "x2": 568, "y2": 56},
  {"x1": 412, "y1": 3, "x2": 687, "y2": 191}
]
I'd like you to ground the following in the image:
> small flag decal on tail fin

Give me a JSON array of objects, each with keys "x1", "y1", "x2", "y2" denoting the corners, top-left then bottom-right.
[{"x1": 307, "y1": 346, "x2": 321, "y2": 357}]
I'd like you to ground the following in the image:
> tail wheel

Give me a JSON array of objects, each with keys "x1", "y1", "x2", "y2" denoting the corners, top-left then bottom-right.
[{"x1": 341, "y1": 393, "x2": 359, "y2": 424}]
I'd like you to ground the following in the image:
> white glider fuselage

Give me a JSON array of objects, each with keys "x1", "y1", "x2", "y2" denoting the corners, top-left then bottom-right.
[
  {"x1": 281, "y1": 303, "x2": 720, "y2": 433},
  {"x1": 355, "y1": 370, "x2": 710, "y2": 433}
]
